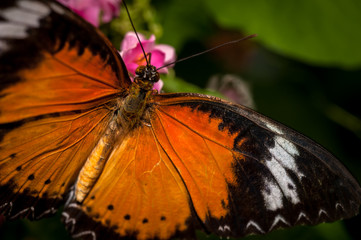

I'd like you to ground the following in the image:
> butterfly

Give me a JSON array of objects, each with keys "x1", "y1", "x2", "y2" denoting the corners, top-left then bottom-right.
[{"x1": 0, "y1": 0, "x2": 360, "y2": 239}]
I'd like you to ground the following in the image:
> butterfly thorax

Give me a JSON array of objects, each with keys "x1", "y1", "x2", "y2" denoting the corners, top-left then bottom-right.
[{"x1": 117, "y1": 64, "x2": 159, "y2": 129}]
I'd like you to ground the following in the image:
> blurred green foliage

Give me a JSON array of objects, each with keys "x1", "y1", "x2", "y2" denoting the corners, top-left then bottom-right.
[
  {"x1": 1, "y1": 0, "x2": 360, "y2": 240},
  {"x1": 203, "y1": 0, "x2": 361, "y2": 69}
]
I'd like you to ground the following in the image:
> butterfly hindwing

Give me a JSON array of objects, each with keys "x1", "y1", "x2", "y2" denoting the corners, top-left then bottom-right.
[
  {"x1": 63, "y1": 124, "x2": 198, "y2": 240},
  {"x1": 0, "y1": 107, "x2": 114, "y2": 219},
  {"x1": 0, "y1": 0, "x2": 130, "y2": 220}
]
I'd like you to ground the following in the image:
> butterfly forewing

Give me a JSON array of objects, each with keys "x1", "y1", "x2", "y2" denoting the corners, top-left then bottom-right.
[
  {"x1": 0, "y1": 0, "x2": 131, "y2": 123},
  {"x1": 0, "y1": 0, "x2": 130, "y2": 220}
]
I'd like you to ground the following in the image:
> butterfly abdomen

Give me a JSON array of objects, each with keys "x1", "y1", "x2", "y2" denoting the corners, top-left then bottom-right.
[{"x1": 75, "y1": 114, "x2": 121, "y2": 203}]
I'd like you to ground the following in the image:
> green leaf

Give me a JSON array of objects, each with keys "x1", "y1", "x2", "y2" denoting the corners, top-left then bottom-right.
[{"x1": 203, "y1": 0, "x2": 361, "y2": 69}]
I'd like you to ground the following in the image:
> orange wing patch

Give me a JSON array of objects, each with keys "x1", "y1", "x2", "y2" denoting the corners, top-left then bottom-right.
[
  {"x1": 64, "y1": 125, "x2": 195, "y2": 240},
  {"x1": 0, "y1": 44, "x2": 123, "y2": 123},
  {"x1": 0, "y1": 107, "x2": 113, "y2": 219},
  {"x1": 152, "y1": 104, "x2": 242, "y2": 222}
]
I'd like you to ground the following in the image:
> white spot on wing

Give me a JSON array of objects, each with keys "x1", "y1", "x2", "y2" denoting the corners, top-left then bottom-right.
[
  {"x1": 335, "y1": 202, "x2": 344, "y2": 211},
  {"x1": 36, "y1": 207, "x2": 57, "y2": 219},
  {"x1": 67, "y1": 203, "x2": 82, "y2": 209},
  {"x1": 271, "y1": 136, "x2": 303, "y2": 179},
  {"x1": 275, "y1": 136, "x2": 299, "y2": 156},
  {"x1": 266, "y1": 122, "x2": 283, "y2": 134},
  {"x1": 218, "y1": 225, "x2": 231, "y2": 232},
  {"x1": 246, "y1": 220, "x2": 264, "y2": 233},
  {"x1": 0, "y1": 202, "x2": 9, "y2": 209},
  {"x1": 62, "y1": 212, "x2": 76, "y2": 232},
  {"x1": 261, "y1": 180, "x2": 283, "y2": 211},
  {"x1": 2, "y1": 202, "x2": 13, "y2": 215},
  {"x1": 318, "y1": 209, "x2": 328, "y2": 217},
  {"x1": 1, "y1": 8, "x2": 41, "y2": 27},
  {"x1": 296, "y1": 211, "x2": 310, "y2": 223},
  {"x1": 17, "y1": 0, "x2": 50, "y2": 15},
  {"x1": 0, "y1": 23, "x2": 27, "y2": 38},
  {"x1": 269, "y1": 215, "x2": 289, "y2": 231},
  {"x1": 50, "y1": 2, "x2": 66, "y2": 15},
  {"x1": 265, "y1": 157, "x2": 300, "y2": 205},
  {"x1": 72, "y1": 231, "x2": 96, "y2": 240},
  {"x1": 10, "y1": 206, "x2": 34, "y2": 220},
  {"x1": 262, "y1": 135, "x2": 304, "y2": 210}
]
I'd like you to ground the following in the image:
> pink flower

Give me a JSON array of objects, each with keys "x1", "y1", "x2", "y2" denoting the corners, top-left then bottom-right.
[
  {"x1": 57, "y1": 0, "x2": 121, "y2": 26},
  {"x1": 120, "y1": 32, "x2": 176, "y2": 92}
]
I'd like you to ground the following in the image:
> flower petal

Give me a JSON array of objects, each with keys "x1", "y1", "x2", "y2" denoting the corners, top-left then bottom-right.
[
  {"x1": 154, "y1": 44, "x2": 176, "y2": 64},
  {"x1": 153, "y1": 79, "x2": 164, "y2": 92}
]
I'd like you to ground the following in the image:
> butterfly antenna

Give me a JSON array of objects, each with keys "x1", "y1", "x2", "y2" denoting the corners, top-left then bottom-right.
[
  {"x1": 122, "y1": 0, "x2": 150, "y2": 66},
  {"x1": 157, "y1": 34, "x2": 257, "y2": 71}
]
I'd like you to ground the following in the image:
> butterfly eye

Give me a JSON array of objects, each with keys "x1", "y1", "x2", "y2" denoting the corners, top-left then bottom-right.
[
  {"x1": 146, "y1": 65, "x2": 159, "y2": 83},
  {"x1": 135, "y1": 65, "x2": 146, "y2": 76},
  {"x1": 150, "y1": 70, "x2": 160, "y2": 83}
]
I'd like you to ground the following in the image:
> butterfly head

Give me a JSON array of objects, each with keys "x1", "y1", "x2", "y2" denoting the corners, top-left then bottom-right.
[{"x1": 134, "y1": 64, "x2": 160, "y2": 91}]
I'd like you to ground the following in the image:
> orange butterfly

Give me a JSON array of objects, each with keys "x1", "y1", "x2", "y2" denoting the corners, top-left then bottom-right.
[{"x1": 0, "y1": 0, "x2": 360, "y2": 240}]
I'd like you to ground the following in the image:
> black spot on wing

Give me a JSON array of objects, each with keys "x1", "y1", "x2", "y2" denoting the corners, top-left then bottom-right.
[
  {"x1": 27, "y1": 174, "x2": 35, "y2": 180},
  {"x1": 63, "y1": 202, "x2": 198, "y2": 240}
]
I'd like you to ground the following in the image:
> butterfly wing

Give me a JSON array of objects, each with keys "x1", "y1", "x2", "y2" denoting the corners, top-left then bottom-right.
[
  {"x1": 0, "y1": 0, "x2": 130, "y2": 219},
  {"x1": 62, "y1": 93, "x2": 361, "y2": 240},
  {"x1": 151, "y1": 93, "x2": 361, "y2": 237},
  {"x1": 63, "y1": 124, "x2": 199, "y2": 240}
]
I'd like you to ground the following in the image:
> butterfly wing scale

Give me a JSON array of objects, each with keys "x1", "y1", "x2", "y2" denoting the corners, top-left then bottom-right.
[{"x1": 0, "y1": 0, "x2": 130, "y2": 220}]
